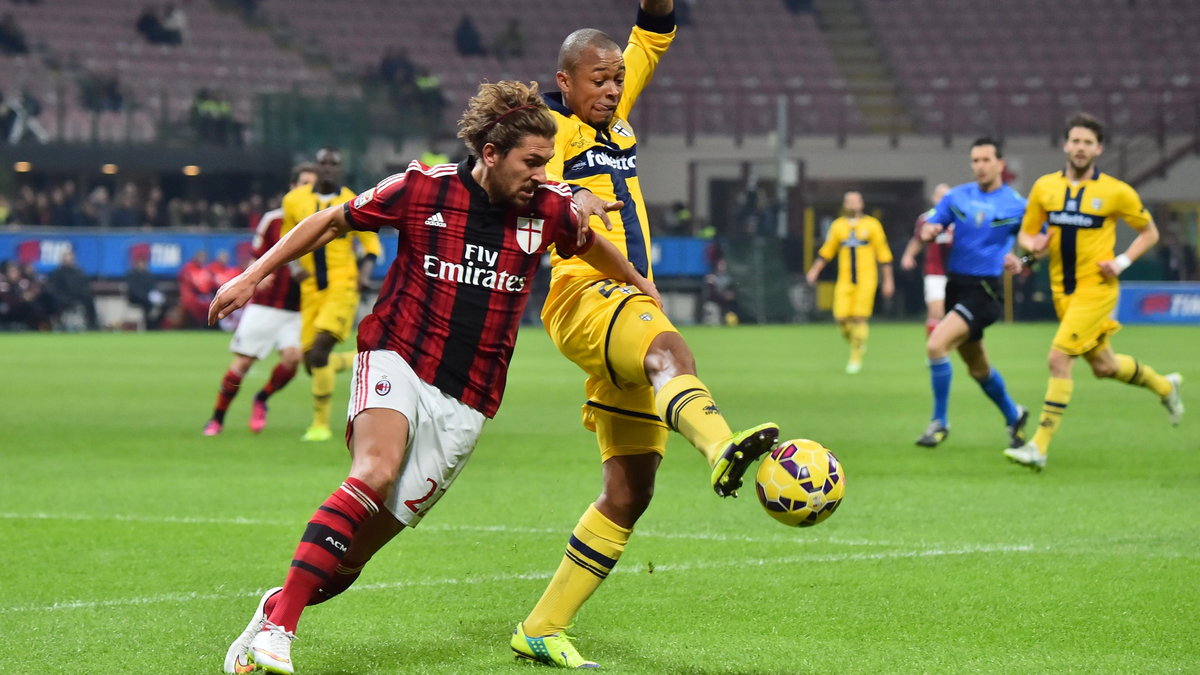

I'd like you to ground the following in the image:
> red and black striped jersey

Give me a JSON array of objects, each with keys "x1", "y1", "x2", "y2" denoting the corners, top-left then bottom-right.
[
  {"x1": 343, "y1": 158, "x2": 593, "y2": 417},
  {"x1": 249, "y1": 208, "x2": 300, "y2": 311}
]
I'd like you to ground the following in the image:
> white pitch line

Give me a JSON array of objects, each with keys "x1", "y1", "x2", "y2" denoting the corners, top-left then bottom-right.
[
  {"x1": 0, "y1": 512, "x2": 910, "y2": 547},
  {"x1": 0, "y1": 543, "x2": 1040, "y2": 615}
]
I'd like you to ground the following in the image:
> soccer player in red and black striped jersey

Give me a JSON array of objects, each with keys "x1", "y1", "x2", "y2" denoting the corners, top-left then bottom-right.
[
  {"x1": 203, "y1": 163, "x2": 317, "y2": 437},
  {"x1": 211, "y1": 80, "x2": 658, "y2": 675},
  {"x1": 900, "y1": 182, "x2": 952, "y2": 336}
]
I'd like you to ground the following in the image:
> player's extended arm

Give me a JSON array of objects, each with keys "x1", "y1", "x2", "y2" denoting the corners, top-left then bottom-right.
[
  {"x1": 1099, "y1": 219, "x2": 1159, "y2": 279},
  {"x1": 804, "y1": 257, "x2": 828, "y2": 286},
  {"x1": 209, "y1": 204, "x2": 350, "y2": 323},
  {"x1": 880, "y1": 262, "x2": 895, "y2": 298},
  {"x1": 578, "y1": 235, "x2": 662, "y2": 307},
  {"x1": 900, "y1": 236, "x2": 923, "y2": 271}
]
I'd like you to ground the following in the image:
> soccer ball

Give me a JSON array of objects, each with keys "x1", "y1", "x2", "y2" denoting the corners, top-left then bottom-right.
[{"x1": 754, "y1": 439, "x2": 845, "y2": 527}]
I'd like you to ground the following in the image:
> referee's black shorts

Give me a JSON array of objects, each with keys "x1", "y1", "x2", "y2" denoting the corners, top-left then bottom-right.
[{"x1": 945, "y1": 274, "x2": 1003, "y2": 342}]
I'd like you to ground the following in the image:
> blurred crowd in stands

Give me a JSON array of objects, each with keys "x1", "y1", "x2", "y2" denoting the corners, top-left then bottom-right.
[
  {"x1": 0, "y1": 179, "x2": 284, "y2": 229},
  {"x1": 0, "y1": 244, "x2": 245, "y2": 331}
]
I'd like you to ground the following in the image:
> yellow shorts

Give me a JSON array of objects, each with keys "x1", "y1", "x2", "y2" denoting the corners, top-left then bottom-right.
[
  {"x1": 542, "y1": 275, "x2": 672, "y2": 461},
  {"x1": 1051, "y1": 283, "x2": 1121, "y2": 356},
  {"x1": 833, "y1": 281, "x2": 877, "y2": 320},
  {"x1": 300, "y1": 284, "x2": 360, "y2": 349}
]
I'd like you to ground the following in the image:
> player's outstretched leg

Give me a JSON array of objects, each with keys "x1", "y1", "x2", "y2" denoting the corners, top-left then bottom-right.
[
  {"x1": 1106, "y1": 354, "x2": 1182, "y2": 425},
  {"x1": 223, "y1": 587, "x2": 281, "y2": 674},
  {"x1": 642, "y1": 329, "x2": 779, "y2": 497}
]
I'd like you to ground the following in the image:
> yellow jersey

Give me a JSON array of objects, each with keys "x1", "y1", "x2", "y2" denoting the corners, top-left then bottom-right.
[
  {"x1": 282, "y1": 184, "x2": 382, "y2": 292},
  {"x1": 817, "y1": 215, "x2": 893, "y2": 286},
  {"x1": 1021, "y1": 168, "x2": 1151, "y2": 295},
  {"x1": 544, "y1": 21, "x2": 674, "y2": 282}
]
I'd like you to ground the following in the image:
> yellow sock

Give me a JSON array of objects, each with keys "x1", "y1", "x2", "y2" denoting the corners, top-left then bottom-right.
[
  {"x1": 329, "y1": 352, "x2": 355, "y2": 373},
  {"x1": 1112, "y1": 354, "x2": 1172, "y2": 397},
  {"x1": 849, "y1": 322, "x2": 868, "y2": 363},
  {"x1": 523, "y1": 504, "x2": 630, "y2": 637},
  {"x1": 311, "y1": 363, "x2": 335, "y2": 428},
  {"x1": 1031, "y1": 377, "x2": 1073, "y2": 455},
  {"x1": 653, "y1": 374, "x2": 734, "y2": 465},
  {"x1": 838, "y1": 321, "x2": 852, "y2": 341}
]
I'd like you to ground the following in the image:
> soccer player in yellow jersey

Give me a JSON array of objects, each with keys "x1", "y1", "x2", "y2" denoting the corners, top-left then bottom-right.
[
  {"x1": 1004, "y1": 113, "x2": 1183, "y2": 471},
  {"x1": 805, "y1": 191, "x2": 895, "y2": 374},
  {"x1": 509, "y1": 1, "x2": 782, "y2": 668},
  {"x1": 282, "y1": 147, "x2": 382, "y2": 442}
]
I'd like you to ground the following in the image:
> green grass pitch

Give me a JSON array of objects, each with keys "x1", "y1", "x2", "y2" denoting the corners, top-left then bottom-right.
[{"x1": 1, "y1": 322, "x2": 1197, "y2": 673}]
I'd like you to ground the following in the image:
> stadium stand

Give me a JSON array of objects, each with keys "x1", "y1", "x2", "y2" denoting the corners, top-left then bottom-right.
[
  {"x1": 0, "y1": 1, "x2": 1196, "y2": 143},
  {"x1": 863, "y1": 0, "x2": 1200, "y2": 137},
  {"x1": 0, "y1": 0, "x2": 350, "y2": 143},
  {"x1": 256, "y1": 0, "x2": 860, "y2": 137}
]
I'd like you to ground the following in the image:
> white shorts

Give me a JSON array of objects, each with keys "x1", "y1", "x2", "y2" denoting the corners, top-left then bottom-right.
[
  {"x1": 347, "y1": 350, "x2": 486, "y2": 527},
  {"x1": 924, "y1": 274, "x2": 948, "y2": 304},
  {"x1": 229, "y1": 304, "x2": 301, "y2": 359}
]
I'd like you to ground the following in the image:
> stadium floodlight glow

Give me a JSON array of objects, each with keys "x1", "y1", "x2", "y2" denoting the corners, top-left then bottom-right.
[
  {"x1": 101, "y1": 163, "x2": 119, "y2": 174},
  {"x1": 182, "y1": 164, "x2": 202, "y2": 176},
  {"x1": 13, "y1": 161, "x2": 32, "y2": 172}
]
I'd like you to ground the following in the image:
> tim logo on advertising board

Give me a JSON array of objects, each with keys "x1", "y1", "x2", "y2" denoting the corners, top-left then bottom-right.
[
  {"x1": 17, "y1": 239, "x2": 72, "y2": 267},
  {"x1": 129, "y1": 241, "x2": 182, "y2": 270},
  {"x1": 1118, "y1": 282, "x2": 1200, "y2": 325}
]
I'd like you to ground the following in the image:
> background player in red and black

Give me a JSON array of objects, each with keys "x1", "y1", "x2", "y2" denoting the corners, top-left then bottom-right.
[
  {"x1": 211, "y1": 81, "x2": 658, "y2": 675},
  {"x1": 203, "y1": 163, "x2": 317, "y2": 436},
  {"x1": 901, "y1": 182, "x2": 952, "y2": 335}
]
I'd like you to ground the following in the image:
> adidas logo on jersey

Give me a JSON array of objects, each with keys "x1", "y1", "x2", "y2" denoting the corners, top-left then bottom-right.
[{"x1": 425, "y1": 212, "x2": 447, "y2": 228}]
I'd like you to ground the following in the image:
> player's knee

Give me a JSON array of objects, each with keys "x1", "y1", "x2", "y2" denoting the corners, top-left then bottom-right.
[
  {"x1": 352, "y1": 469, "x2": 396, "y2": 501},
  {"x1": 925, "y1": 339, "x2": 948, "y2": 360},
  {"x1": 307, "y1": 349, "x2": 330, "y2": 370},
  {"x1": 1090, "y1": 361, "x2": 1117, "y2": 379},
  {"x1": 601, "y1": 482, "x2": 654, "y2": 522},
  {"x1": 644, "y1": 333, "x2": 696, "y2": 381}
]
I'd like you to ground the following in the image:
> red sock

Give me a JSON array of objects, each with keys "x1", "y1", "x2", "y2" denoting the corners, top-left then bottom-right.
[
  {"x1": 267, "y1": 478, "x2": 382, "y2": 633},
  {"x1": 211, "y1": 369, "x2": 243, "y2": 423},
  {"x1": 263, "y1": 560, "x2": 366, "y2": 616},
  {"x1": 257, "y1": 363, "x2": 297, "y2": 402}
]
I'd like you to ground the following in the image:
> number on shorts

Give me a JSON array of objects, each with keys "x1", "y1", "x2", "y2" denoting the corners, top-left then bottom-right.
[
  {"x1": 403, "y1": 478, "x2": 439, "y2": 514},
  {"x1": 595, "y1": 280, "x2": 630, "y2": 298}
]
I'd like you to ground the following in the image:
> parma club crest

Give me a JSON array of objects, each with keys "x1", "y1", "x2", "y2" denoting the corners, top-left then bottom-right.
[{"x1": 515, "y1": 217, "x2": 544, "y2": 254}]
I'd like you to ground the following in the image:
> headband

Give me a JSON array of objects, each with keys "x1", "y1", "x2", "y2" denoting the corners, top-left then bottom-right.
[{"x1": 482, "y1": 104, "x2": 540, "y2": 134}]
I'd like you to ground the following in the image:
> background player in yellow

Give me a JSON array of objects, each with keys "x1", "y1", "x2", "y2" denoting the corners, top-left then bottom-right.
[
  {"x1": 509, "y1": 1, "x2": 781, "y2": 668},
  {"x1": 805, "y1": 191, "x2": 895, "y2": 374},
  {"x1": 282, "y1": 147, "x2": 382, "y2": 442},
  {"x1": 1005, "y1": 113, "x2": 1183, "y2": 471}
]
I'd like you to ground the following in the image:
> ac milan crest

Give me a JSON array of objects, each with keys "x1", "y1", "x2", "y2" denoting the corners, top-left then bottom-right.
[
  {"x1": 375, "y1": 379, "x2": 391, "y2": 396},
  {"x1": 515, "y1": 217, "x2": 544, "y2": 254}
]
